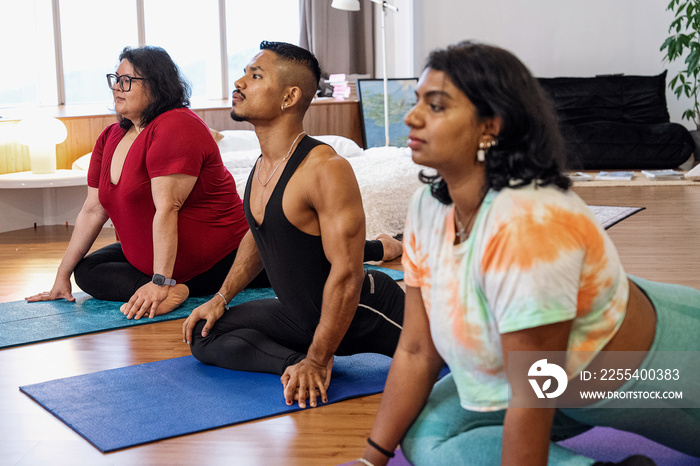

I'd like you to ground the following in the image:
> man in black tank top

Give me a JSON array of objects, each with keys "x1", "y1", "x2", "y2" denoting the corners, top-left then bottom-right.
[{"x1": 182, "y1": 42, "x2": 405, "y2": 409}]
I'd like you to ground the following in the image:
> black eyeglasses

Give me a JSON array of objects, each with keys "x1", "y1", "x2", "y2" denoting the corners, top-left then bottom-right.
[{"x1": 106, "y1": 73, "x2": 145, "y2": 92}]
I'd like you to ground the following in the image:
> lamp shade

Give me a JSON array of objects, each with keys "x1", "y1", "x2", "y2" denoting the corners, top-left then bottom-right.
[
  {"x1": 16, "y1": 116, "x2": 67, "y2": 146},
  {"x1": 16, "y1": 116, "x2": 67, "y2": 174},
  {"x1": 331, "y1": 0, "x2": 361, "y2": 11}
]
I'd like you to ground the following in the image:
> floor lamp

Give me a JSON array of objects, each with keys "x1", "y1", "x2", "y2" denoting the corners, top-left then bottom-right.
[{"x1": 331, "y1": 0, "x2": 398, "y2": 147}]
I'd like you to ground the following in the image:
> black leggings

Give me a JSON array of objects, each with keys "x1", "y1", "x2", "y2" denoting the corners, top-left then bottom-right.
[
  {"x1": 73, "y1": 240, "x2": 386, "y2": 302},
  {"x1": 73, "y1": 242, "x2": 262, "y2": 301},
  {"x1": 189, "y1": 269, "x2": 404, "y2": 375}
]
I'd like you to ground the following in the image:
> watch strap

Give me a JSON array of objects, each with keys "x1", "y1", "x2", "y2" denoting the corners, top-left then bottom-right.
[{"x1": 152, "y1": 273, "x2": 176, "y2": 287}]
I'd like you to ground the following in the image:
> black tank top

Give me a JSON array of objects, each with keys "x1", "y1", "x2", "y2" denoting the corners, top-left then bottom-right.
[{"x1": 243, "y1": 136, "x2": 329, "y2": 315}]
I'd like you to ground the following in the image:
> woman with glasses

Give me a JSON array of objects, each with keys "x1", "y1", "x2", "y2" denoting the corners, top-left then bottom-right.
[
  {"x1": 26, "y1": 45, "x2": 252, "y2": 319},
  {"x1": 350, "y1": 41, "x2": 700, "y2": 466}
]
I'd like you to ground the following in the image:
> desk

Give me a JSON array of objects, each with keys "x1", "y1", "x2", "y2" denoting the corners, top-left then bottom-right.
[{"x1": 0, "y1": 170, "x2": 88, "y2": 233}]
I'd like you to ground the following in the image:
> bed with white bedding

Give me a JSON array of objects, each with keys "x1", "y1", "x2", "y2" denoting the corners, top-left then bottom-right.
[{"x1": 217, "y1": 130, "x2": 425, "y2": 239}]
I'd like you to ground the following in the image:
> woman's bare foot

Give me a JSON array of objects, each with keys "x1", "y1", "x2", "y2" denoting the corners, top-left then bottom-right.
[
  {"x1": 376, "y1": 234, "x2": 403, "y2": 261},
  {"x1": 153, "y1": 284, "x2": 190, "y2": 316}
]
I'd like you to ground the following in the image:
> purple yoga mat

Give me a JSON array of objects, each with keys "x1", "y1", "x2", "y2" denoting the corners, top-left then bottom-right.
[
  {"x1": 338, "y1": 428, "x2": 699, "y2": 465},
  {"x1": 559, "y1": 426, "x2": 699, "y2": 465}
]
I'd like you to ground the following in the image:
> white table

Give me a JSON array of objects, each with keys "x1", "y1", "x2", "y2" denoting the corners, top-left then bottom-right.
[{"x1": 0, "y1": 170, "x2": 88, "y2": 233}]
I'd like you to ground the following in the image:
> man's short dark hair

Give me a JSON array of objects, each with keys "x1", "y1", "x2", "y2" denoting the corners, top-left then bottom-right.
[{"x1": 259, "y1": 41, "x2": 322, "y2": 87}]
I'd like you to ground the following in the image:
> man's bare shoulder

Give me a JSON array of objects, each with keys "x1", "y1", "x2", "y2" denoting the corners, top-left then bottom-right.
[
  {"x1": 283, "y1": 140, "x2": 363, "y2": 235},
  {"x1": 302, "y1": 143, "x2": 356, "y2": 180},
  {"x1": 293, "y1": 143, "x2": 362, "y2": 210}
]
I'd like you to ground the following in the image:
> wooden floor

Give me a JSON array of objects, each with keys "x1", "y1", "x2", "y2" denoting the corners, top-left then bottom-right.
[{"x1": 1, "y1": 184, "x2": 699, "y2": 466}]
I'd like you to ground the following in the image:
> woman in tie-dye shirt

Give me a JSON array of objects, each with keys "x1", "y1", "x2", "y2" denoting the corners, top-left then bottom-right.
[{"x1": 352, "y1": 42, "x2": 700, "y2": 466}]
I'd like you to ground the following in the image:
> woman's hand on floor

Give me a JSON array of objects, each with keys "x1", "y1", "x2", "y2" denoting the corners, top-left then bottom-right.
[
  {"x1": 25, "y1": 276, "x2": 75, "y2": 303},
  {"x1": 120, "y1": 282, "x2": 169, "y2": 320}
]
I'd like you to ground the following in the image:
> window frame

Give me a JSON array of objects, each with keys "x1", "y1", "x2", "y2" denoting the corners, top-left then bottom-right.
[{"x1": 6, "y1": 0, "x2": 299, "y2": 109}]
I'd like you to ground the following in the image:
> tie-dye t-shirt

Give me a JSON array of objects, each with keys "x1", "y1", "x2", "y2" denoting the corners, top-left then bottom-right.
[{"x1": 402, "y1": 184, "x2": 629, "y2": 411}]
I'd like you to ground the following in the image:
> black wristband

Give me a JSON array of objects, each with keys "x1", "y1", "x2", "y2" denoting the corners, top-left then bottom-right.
[{"x1": 367, "y1": 437, "x2": 395, "y2": 458}]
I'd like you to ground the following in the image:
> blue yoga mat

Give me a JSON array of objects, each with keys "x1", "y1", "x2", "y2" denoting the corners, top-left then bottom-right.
[
  {"x1": 0, "y1": 265, "x2": 403, "y2": 349},
  {"x1": 20, "y1": 353, "x2": 393, "y2": 453}
]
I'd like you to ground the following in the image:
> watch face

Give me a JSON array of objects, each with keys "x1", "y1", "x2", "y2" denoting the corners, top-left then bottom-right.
[{"x1": 152, "y1": 274, "x2": 166, "y2": 286}]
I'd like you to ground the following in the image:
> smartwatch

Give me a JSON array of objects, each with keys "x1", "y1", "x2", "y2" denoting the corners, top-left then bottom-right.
[{"x1": 152, "y1": 273, "x2": 176, "y2": 287}]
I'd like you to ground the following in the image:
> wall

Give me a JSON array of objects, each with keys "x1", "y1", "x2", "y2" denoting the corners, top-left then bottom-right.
[
  {"x1": 398, "y1": 0, "x2": 692, "y2": 129},
  {"x1": 376, "y1": 0, "x2": 415, "y2": 79}
]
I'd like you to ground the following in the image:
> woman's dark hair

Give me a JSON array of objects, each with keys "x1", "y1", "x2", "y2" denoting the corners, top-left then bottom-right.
[
  {"x1": 116, "y1": 45, "x2": 191, "y2": 129},
  {"x1": 418, "y1": 41, "x2": 571, "y2": 204}
]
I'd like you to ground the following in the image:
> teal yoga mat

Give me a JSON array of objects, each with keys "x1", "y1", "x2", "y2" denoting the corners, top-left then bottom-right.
[
  {"x1": 0, "y1": 288, "x2": 274, "y2": 349},
  {"x1": 20, "y1": 353, "x2": 394, "y2": 452},
  {"x1": 0, "y1": 265, "x2": 403, "y2": 349}
]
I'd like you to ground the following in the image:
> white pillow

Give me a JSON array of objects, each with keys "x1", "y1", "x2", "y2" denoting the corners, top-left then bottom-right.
[
  {"x1": 220, "y1": 149, "x2": 263, "y2": 197},
  {"x1": 217, "y1": 131, "x2": 363, "y2": 158},
  {"x1": 684, "y1": 161, "x2": 700, "y2": 180},
  {"x1": 217, "y1": 130, "x2": 260, "y2": 153},
  {"x1": 72, "y1": 152, "x2": 92, "y2": 170},
  {"x1": 313, "y1": 135, "x2": 364, "y2": 158}
]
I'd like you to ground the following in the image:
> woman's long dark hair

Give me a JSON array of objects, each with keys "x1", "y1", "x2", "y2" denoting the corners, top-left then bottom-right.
[
  {"x1": 419, "y1": 41, "x2": 570, "y2": 204},
  {"x1": 116, "y1": 45, "x2": 191, "y2": 129}
]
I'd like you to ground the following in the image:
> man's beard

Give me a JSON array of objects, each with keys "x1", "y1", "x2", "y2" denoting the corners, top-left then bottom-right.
[{"x1": 230, "y1": 108, "x2": 248, "y2": 122}]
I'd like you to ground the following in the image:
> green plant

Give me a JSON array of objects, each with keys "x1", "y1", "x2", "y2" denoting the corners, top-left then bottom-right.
[{"x1": 661, "y1": 0, "x2": 700, "y2": 128}]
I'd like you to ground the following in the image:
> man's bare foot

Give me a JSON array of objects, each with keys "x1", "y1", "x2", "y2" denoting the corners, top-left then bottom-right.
[
  {"x1": 154, "y1": 284, "x2": 190, "y2": 316},
  {"x1": 377, "y1": 234, "x2": 403, "y2": 261}
]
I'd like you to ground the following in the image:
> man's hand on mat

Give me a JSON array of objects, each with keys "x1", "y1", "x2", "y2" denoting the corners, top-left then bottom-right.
[
  {"x1": 120, "y1": 282, "x2": 169, "y2": 320},
  {"x1": 182, "y1": 297, "x2": 226, "y2": 344},
  {"x1": 25, "y1": 277, "x2": 75, "y2": 303},
  {"x1": 281, "y1": 356, "x2": 333, "y2": 408}
]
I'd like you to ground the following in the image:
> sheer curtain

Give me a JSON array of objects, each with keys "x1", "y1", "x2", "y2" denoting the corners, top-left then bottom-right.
[{"x1": 299, "y1": 0, "x2": 375, "y2": 77}]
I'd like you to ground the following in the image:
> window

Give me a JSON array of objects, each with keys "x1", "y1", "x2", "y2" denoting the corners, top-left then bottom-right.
[
  {"x1": 60, "y1": 0, "x2": 138, "y2": 105},
  {"x1": 226, "y1": 1, "x2": 300, "y2": 86},
  {"x1": 0, "y1": 0, "x2": 300, "y2": 109},
  {"x1": 0, "y1": 0, "x2": 57, "y2": 107},
  {"x1": 145, "y1": 0, "x2": 221, "y2": 100}
]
